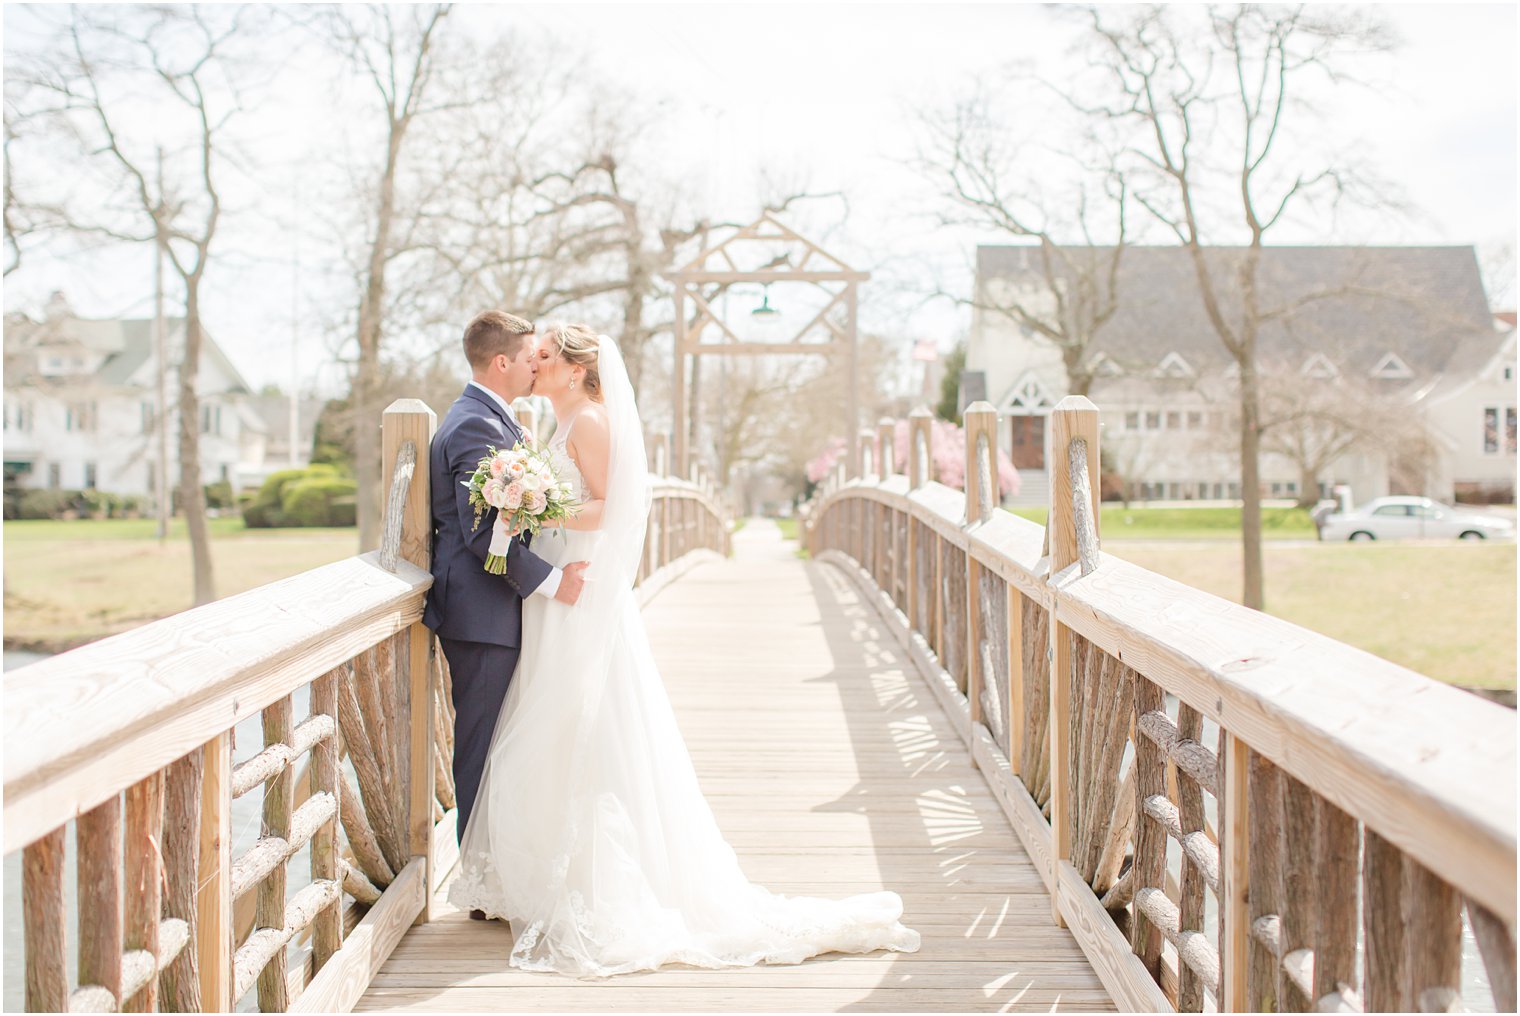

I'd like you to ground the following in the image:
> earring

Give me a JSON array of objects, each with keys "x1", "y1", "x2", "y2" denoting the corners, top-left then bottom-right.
[{"x1": 569, "y1": 378, "x2": 577, "y2": 389}]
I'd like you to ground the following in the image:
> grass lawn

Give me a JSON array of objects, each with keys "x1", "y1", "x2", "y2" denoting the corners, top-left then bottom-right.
[
  {"x1": 1110, "y1": 540, "x2": 1517, "y2": 690},
  {"x1": 1010, "y1": 504, "x2": 1317, "y2": 540},
  {"x1": 4, "y1": 518, "x2": 360, "y2": 651}
]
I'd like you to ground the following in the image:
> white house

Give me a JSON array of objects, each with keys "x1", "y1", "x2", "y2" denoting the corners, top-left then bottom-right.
[
  {"x1": 3, "y1": 294, "x2": 263, "y2": 506},
  {"x1": 967, "y1": 245, "x2": 1516, "y2": 506}
]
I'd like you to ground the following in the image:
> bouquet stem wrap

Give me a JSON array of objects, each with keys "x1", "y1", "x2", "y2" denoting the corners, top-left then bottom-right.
[{"x1": 485, "y1": 514, "x2": 513, "y2": 575}]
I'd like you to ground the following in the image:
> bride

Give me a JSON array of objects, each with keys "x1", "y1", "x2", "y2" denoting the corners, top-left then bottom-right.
[{"x1": 447, "y1": 323, "x2": 921, "y2": 977}]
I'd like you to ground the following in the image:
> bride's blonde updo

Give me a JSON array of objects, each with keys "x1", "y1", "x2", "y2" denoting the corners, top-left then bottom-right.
[{"x1": 542, "y1": 322, "x2": 604, "y2": 403}]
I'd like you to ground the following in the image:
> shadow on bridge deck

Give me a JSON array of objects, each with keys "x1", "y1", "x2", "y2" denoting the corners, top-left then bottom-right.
[{"x1": 354, "y1": 520, "x2": 1113, "y2": 1012}]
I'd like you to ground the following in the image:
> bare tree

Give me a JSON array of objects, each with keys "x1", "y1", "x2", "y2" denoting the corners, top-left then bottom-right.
[
  {"x1": 1259, "y1": 371, "x2": 1429, "y2": 508},
  {"x1": 309, "y1": 3, "x2": 452, "y2": 549},
  {"x1": 913, "y1": 76, "x2": 1129, "y2": 397},
  {"x1": 7, "y1": 5, "x2": 254, "y2": 604},
  {"x1": 1064, "y1": 3, "x2": 1395, "y2": 609}
]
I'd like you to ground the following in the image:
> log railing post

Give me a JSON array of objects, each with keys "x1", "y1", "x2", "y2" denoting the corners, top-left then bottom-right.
[
  {"x1": 908, "y1": 408, "x2": 932, "y2": 489},
  {"x1": 382, "y1": 399, "x2": 438, "y2": 924},
  {"x1": 78, "y1": 796, "x2": 123, "y2": 1007},
  {"x1": 963, "y1": 403, "x2": 998, "y2": 751},
  {"x1": 1046, "y1": 395, "x2": 1100, "y2": 927},
  {"x1": 123, "y1": 771, "x2": 164, "y2": 1012},
  {"x1": 512, "y1": 398, "x2": 537, "y2": 443},
  {"x1": 858, "y1": 428, "x2": 877, "y2": 481},
  {"x1": 1220, "y1": 732, "x2": 1251, "y2": 1012}
]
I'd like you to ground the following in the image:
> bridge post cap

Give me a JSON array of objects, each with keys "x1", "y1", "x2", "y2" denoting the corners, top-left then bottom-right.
[
  {"x1": 1052, "y1": 395, "x2": 1098, "y2": 413},
  {"x1": 908, "y1": 406, "x2": 934, "y2": 419},
  {"x1": 383, "y1": 398, "x2": 436, "y2": 418},
  {"x1": 877, "y1": 416, "x2": 896, "y2": 427},
  {"x1": 964, "y1": 400, "x2": 997, "y2": 414}
]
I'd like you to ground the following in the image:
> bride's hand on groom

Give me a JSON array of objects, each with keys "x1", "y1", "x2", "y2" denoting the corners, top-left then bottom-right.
[{"x1": 554, "y1": 561, "x2": 590, "y2": 605}]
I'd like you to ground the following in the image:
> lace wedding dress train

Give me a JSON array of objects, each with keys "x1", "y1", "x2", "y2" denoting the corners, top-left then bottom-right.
[{"x1": 447, "y1": 347, "x2": 920, "y2": 978}]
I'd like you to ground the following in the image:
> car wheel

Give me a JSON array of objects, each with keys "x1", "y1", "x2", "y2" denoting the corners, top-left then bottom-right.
[
  {"x1": 1349, "y1": 531, "x2": 1375, "y2": 541},
  {"x1": 1459, "y1": 530, "x2": 1486, "y2": 540}
]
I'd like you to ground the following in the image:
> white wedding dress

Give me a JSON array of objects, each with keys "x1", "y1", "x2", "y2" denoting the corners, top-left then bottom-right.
[{"x1": 447, "y1": 339, "x2": 920, "y2": 978}]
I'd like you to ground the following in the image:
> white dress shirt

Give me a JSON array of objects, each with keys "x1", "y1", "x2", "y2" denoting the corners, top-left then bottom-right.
[{"x1": 467, "y1": 381, "x2": 562, "y2": 600}]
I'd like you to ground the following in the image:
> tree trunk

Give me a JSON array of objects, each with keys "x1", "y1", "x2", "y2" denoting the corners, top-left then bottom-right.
[
  {"x1": 354, "y1": 132, "x2": 403, "y2": 551},
  {"x1": 621, "y1": 263, "x2": 647, "y2": 401},
  {"x1": 1238, "y1": 361, "x2": 1265, "y2": 610},
  {"x1": 180, "y1": 280, "x2": 215, "y2": 605},
  {"x1": 1297, "y1": 462, "x2": 1320, "y2": 509}
]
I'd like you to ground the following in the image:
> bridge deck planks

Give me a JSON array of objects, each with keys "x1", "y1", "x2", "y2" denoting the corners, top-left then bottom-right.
[{"x1": 354, "y1": 520, "x2": 1113, "y2": 1012}]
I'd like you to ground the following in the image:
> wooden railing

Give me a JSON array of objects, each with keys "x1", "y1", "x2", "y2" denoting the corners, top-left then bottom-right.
[
  {"x1": 4, "y1": 398, "x2": 729, "y2": 1013},
  {"x1": 804, "y1": 397, "x2": 1517, "y2": 1014}
]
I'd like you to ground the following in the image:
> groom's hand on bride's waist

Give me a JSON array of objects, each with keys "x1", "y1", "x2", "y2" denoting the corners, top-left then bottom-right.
[{"x1": 554, "y1": 561, "x2": 590, "y2": 605}]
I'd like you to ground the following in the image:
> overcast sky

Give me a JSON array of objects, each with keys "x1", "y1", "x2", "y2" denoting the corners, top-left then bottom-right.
[{"x1": 5, "y1": 2, "x2": 1516, "y2": 394}]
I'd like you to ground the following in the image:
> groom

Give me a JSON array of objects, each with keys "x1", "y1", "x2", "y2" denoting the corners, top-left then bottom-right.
[{"x1": 424, "y1": 310, "x2": 589, "y2": 878}]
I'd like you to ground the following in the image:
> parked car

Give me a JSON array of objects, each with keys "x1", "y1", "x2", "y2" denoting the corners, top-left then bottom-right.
[{"x1": 1319, "y1": 496, "x2": 1516, "y2": 542}]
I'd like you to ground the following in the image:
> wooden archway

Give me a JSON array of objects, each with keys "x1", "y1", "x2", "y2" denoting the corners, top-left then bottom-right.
[{"x1": 664, "y1": 213, "x2": 870, "y2": 475}]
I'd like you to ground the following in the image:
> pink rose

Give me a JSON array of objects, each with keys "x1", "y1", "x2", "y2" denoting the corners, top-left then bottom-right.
[
  {"x1": 481, "y1": 477, "x2": 506, "y2": 507},
  {"x1": 524, "y1": 489, "x2": 547, "y2": 515},
  {"x1": 507, "y1": 459, "x2": 526, "y2": 478},
  {"x1": 503, "y1": 481, "x2": 524, "y2": 511},
  {"x1": 489, "y1": 455, "x2": 507, "y2": 478}
]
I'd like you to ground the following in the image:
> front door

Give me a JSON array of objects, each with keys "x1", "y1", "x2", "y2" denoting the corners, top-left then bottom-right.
[{"x1": 1009, "y1": 414, "x2": 1045, "y2": 470}]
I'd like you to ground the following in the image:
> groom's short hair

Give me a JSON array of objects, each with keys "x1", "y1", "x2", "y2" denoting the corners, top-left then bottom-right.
[{"x1": 464, "y1": 310, "x2": 534, "y2": 370}]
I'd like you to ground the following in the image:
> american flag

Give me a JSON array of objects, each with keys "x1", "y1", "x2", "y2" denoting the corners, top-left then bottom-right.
[{"x1": 911, "y1": 338, "x2": 938, "y2": 362}]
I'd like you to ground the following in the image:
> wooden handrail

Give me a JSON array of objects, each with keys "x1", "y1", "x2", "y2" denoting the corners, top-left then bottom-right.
[
  {"x1": 803, "y1": 398, "x2": 1517, "y2": 1014},
  {"x1": 7, "y1": 396, "x2": 731, "y2": 1013}
]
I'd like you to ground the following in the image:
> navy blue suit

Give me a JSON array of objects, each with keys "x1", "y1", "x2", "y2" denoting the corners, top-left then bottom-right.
[{"x1": 424, "y1": 385, "x2": 553, "y2": 842}]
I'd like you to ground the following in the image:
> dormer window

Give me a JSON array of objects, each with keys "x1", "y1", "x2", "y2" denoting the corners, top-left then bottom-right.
[
  {"x1": 1301, "y1": 353, "x2": 1339, "y2": 379},
  {"x1": 1005, "y1": 373, "x2": 1054, "y2": 412},
  {"x1": 1370, "y1": 352, "x2": 1414, "y2": 380},
  {"x1": 1156, "y1": 352, "x2": 1195, "y2": 379},
  {"x1": 1087, "y1": 353, "x2": 1124, "y2": 378}
]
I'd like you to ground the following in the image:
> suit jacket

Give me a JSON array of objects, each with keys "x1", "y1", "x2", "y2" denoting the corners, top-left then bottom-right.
[{"x1": 423, "y1": 385, "x2": 553, "y2": 647}]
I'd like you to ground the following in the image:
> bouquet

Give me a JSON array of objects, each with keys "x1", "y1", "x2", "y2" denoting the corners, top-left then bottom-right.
[{"x1": 462, "y1": 443, "x2": 580, "y2": 574}]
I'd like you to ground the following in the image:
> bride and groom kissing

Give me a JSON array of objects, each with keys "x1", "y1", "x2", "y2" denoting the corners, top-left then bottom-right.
[{"x1": 424, "y1": 309, "x2": 919, "y2": 977}]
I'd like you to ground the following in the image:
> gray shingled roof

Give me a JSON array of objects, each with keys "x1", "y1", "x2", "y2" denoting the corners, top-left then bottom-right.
[
  {"x1": 5, "y1": 314, "x2": 252, "y2": 394},
  {"x1": 976, "y1": 245, "x2": 1497, "y2": 381}
]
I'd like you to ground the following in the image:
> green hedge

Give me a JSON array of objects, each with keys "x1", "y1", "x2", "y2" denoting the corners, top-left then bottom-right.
[
  {"x1": 244, "y1": 464, "x2": 354, "y2": 528},
  {"x1": 15, "y1": 489, "x2": 88, "y2": 520}
]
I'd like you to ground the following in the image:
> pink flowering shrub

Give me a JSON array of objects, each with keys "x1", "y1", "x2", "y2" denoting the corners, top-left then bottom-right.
[{"x1": 806, "y1": 419, "x2": 1019, "y2": 497}]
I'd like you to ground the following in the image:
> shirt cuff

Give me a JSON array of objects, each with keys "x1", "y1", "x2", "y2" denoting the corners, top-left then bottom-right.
[{"x1": 533, "y1": 566, "x2": 563, "y2": 600}]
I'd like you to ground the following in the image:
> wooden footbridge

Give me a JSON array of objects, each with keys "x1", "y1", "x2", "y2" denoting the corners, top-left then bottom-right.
[{"x1": 5, "y1": 398, "x2": 1515, "y2": 1013}]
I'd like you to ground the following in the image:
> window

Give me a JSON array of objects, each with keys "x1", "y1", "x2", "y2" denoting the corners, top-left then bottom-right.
[
  {"x1": 1212, "y1": 483, "x2": 1224, "y2": 500},
  {"x1": 1485, "y1": 407, "x2": 1501, "y2": 454},
  {"x1": 1228, "y1": 482, "x2": 1240, "y2": 499},
  {"x1": 1157, "y1": 352, "x2": 1195, "y2": 378},
  {"x1": 84, "y1": 462, "x2": 97, "y2": 489},
  {"x1": 48, "y1": 463, "x2": 60, "y2": 489},
  {"x1": 1301, "y1": 353, "x2": 1339, "y2": 379},
  {"x1": 1505, "y1": 364, "x2": 1515, "y2": 381},
  {"x1": 1373, "y1": 504, "x2": 1410, "y2": 517},
  {"x1": 1370, "y1": 352, "x2": 1414, "y2": 380},
  {"x1": 1125, "y1": 411, "x2": 1140, "y2": 431},
  {"x1": 1165, "y1": 411, "x2": 1181, "y2": 430},
  {"x1": 1286, "y1": 481, "x2": 1298, "y2": 495},
  {"x1": 1145, "y1": 411, "x2": 1161, "y2": 430},
  {"x1": 65, "y1": 402, "x2": 97, "y2": 433},
  {"x1": 1186, "y1": 411, "x2": 1202, "y2": 430},
  {"x1": 1509, "y1": 407, "x2": 1517, "y2": 455},
  {"x1": 1270, "y1": 482, "x2": 1283, "y2": 496},
  {"x1": 142, "y1": 401, "x2": 155, "y2": 433},
  {"x1": 200, "y1": 404, "x2": 222, "y2": 436}
]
